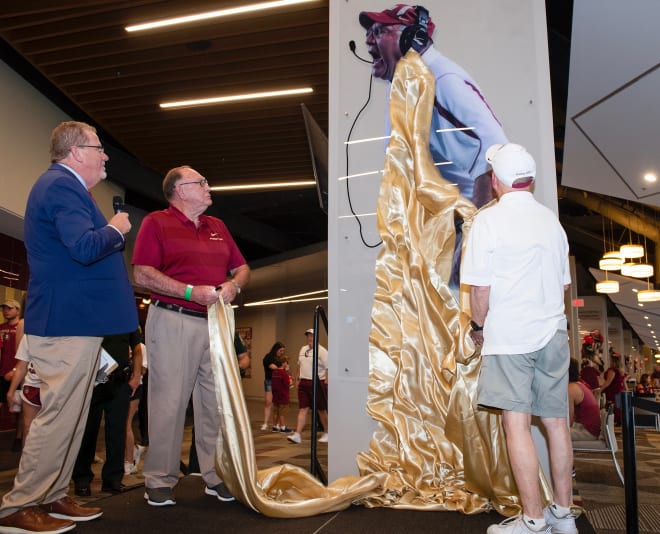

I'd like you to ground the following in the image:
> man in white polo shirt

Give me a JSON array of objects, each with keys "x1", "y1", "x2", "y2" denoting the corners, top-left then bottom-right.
[
  {"x1": 287, "y1": 329, "x2": 328, "y2": 444},
  {"x1": 461, "y1": 143, "x2": 575, "y2": 534}
]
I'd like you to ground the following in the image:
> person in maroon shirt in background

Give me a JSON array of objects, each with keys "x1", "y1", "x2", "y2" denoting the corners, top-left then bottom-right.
[
  {"x1": 271, "y1": 353, "x2": 293, "y2": 434},
  {"x1": 568, "y1": 358, "x2": 600, "y2": 441},
  {"x1": 635, "y1": 373, "x2": 654, "y2": 395},
  {"x1": 580, "y1": 358, "x2": 601, "y2": 391},
  {"x1": 651, "y1": 363, "x2": 660, "y2": 389},
  {"x1": 0, "y1": 299, "x2": 23, "y2": 451},
  {"x1": 601, "y1": 353, "x2": 627, "y2": 424}
]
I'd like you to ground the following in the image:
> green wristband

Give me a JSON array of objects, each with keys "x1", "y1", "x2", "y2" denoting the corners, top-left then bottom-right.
[{"x1": 184, "y1": 284, "x2": 193, "y2": 301}]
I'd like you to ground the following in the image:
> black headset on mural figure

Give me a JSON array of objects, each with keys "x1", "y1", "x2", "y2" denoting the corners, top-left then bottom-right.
[{"x1": 399, "y1": 5, "x2": 430, "y2": 54}]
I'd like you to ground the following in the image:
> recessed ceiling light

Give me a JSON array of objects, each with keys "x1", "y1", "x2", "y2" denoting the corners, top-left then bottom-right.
[
  {"x1": 160, "y1": 87, "x2": 313, "y2": 109},
  {"x1": 126, "y1": 0, "x2": 316, "y2": 32},
  {"x1": 210, "y1": 180, "x2": 315, "y2": 192},
  {"x1": 643, "y1": 173, "x2": 657, "y2": 183}
]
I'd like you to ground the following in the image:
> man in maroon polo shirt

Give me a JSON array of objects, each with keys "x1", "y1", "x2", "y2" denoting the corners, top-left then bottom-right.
[{"x1": 132, "y1": 165, "x2": 250, "y2": 507}]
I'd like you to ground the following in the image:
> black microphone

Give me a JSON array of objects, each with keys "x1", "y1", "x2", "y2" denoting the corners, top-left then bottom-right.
[
  {"x1": 112, "y1": 195, "x2": 124, "y2": 214},
  {"x1": 349, "y1": 40, "x2": 373, "y2": 64}
]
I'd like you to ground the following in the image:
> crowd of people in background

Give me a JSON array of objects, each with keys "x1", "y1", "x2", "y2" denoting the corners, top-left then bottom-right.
[{"x1": 577, "y1": 329, "x2": 658, "y2": 428}]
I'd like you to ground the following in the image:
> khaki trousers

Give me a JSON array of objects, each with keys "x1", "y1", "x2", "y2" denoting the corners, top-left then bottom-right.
[
  {"x1": 0, "y1": 335, "x2": 101, "y2": 516},
  {"x1": 143, "y1": 306, "x2": 221, "y2": 489}
]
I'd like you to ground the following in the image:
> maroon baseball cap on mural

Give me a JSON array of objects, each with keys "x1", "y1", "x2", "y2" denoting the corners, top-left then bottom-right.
[{"x1": 359, "y1": 4, "x2": 435, "y2": 37}]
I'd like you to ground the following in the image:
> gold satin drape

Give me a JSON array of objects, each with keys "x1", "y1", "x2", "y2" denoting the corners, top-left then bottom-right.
[
  {"x1": 354, "y1": 51, "x2": 521, "y2": 515},
  {"x1": 207, "y1": 51, "x2": 553, "y2": 519},
  {"x1": 208, "y1": 302, "x2": 387, "y2": 518}
]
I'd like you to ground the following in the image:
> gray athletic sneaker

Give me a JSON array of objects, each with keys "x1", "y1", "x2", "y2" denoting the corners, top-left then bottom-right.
[
  {"x1": 144, "y1": 486, "x2": 176, "y2": 506},
  {"x1": 544, "y1": 505, "x2": 578, "y2": 534},
  {"x1": 205, "y1": 482, "x2": 235, "y2": 502}
]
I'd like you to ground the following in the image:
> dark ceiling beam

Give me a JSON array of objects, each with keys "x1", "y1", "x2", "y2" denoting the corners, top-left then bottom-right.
[
  {"x1": 559, "y1": 186, "x2": 660, "y2": 280},
  {"x1": 559, "y1": 187, "x2": 660, "y2": 242}
]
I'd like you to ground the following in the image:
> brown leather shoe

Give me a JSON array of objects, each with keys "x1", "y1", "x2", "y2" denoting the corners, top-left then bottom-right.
[
  {"x1": 40, "y1": 496, "x2": 102, "y2": 522},
  {"x1": 0, "y1": 505, "x2": 76, "y2": 533}
]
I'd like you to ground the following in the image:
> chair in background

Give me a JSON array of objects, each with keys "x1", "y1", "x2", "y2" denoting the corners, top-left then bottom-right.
[
  {"x1": 633, "y1": 393, "x2": 660, "y2": 431},
  {"x1": 572, "y1": 404, "x2": 624, "y2": 485}
]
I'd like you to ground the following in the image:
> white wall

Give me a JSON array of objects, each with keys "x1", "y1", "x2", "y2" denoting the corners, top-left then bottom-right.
[
  {"x1": 329, "y1": 0, "x2": 557, "y2": 481},
  {"x1": 0, "y1": 59, "x2": 124, "y2": 238}
]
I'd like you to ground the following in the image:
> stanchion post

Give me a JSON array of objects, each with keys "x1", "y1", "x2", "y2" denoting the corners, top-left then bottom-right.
[{"x1": 618, "y1": 391, "x2": 638, "y2": 534}]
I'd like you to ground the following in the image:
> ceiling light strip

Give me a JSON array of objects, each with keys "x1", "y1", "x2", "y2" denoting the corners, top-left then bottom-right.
[
  {"x1": 247, "y1": 289, "x2": 328, "y2": 306},
  {"x1": 244, "y1": 295, "x2": 328, "y2": 307},
  {"x1": 244, "y1": 289, "x2": 328, "y2": 307},
  {"x1": 210, "y1": 180, "x2": 315, "y2": 192},
  {"x1": 126, "y1": 0, "x2": 316, "y2": 32},
  {"x1": 161, "y1": 87, "x2": 313, "y2": 109}
]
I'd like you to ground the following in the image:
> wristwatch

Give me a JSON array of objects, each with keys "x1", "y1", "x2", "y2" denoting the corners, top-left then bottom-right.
[
  {"x1": 231, "y1": 280, "x2": 241, "y2": 294},
  {"x1": 470, "y1": 320, "x2": 483, "y2": 332}
]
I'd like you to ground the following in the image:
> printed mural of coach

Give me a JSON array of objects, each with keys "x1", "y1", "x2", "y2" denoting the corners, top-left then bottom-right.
[{"x1": 206, "y1": 2, "x2": 551, "y2": 521}]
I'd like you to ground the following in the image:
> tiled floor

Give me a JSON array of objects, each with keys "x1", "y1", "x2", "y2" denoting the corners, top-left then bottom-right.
[{"x1": 0, "y1": 399, "x2": 656, "y2": 533}]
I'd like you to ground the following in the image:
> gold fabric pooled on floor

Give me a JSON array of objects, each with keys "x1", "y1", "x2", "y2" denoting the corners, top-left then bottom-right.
[
  {"x1": 208, "y1": 302, "x2": 388, "y2": 518},
  {"x1": 207, "y1": 50, "x2": 553, "y2": 519},
  {"x1": 355, "y1": 51, "x2": 527, "y2": 515}
]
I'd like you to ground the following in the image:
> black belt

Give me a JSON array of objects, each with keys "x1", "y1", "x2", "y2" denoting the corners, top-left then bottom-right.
[{"x1": 152, "y1": 299, "x2": 207, "y2": 319}]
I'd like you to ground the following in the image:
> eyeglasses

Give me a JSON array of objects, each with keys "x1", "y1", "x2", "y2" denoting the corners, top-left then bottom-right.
[
  {"x1": 76, "y1": 144, "x2": 105, "y2": 153},
  {"x1": 366, "y1": 24, "x2": 402, "y2": 38},
  {"x1": 177, "y1": 179, "x2": 209, "y2": 188}
]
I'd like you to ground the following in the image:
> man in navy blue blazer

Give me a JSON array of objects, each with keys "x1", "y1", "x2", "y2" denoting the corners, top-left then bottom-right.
[{"x1": 0, "y1": 121, "x2": 138, "y2": 534}]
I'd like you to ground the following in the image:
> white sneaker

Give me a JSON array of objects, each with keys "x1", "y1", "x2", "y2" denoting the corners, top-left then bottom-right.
[
  {"x1": 271, "y1": 425, "x2": 280, "y2": 432},
  {"x1": 133, "y1": 444, "x2": 146, "y2": 464},
  {"x1": 544, "y1": 505, "x2": 578, "y2": 534},
  {"x1": 318, "y1": 433, "x2": 329, "y2": 443},
  {"x1": 287, "y1": 432, "x2": 301, "y2": 444},
  {"x1": 260, "y1": 423, "x2": 268, "y2": 431},
  {"x1": 124, "y1": 461, "x2": 137, "y2": 475},
  {"x1": 487, "y1": 515, "x2": 549, "y2": 534}
]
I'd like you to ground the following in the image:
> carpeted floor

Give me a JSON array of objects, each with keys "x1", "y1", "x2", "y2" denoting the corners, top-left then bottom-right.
[
  {"x1": 573, "y1": 425, "x2": 660, "y2": 534},
  {"x1": 69, "y1": 475, "x2": 596, "y2": 534}
]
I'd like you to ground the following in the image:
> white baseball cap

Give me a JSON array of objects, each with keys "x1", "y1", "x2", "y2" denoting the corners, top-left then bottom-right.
[
  {"x1": 304, "y1": 328, "x2": 314, "y2": 335},
  {"x1": 486, "y1": 143, "x2": 536, "y2": 188}
]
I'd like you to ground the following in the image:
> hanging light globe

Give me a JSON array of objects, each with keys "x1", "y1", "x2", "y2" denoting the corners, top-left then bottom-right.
[
  {"x1": 637, "y1": 289, "x2": 660, "y2": 303},
  {"x1": 599, "y1": 252, "x2": 624, "y2": 271},
  {"x1": 620, "y1": 262, "x2": 654, "y2": 278},
  {"x1": 620, "y1": 244, "x2": 645, "y2": 258},
  {"x1": 596, "y1": 279, "x2": 619, "y2": 294}
]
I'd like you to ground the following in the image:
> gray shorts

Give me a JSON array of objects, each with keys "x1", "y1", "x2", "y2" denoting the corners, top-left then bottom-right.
[{"x1": 477, "y1": 330, "x2": 569, "y2": 418}]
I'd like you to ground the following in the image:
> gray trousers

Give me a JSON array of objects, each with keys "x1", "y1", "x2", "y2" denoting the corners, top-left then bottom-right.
[{"x1": 143, "y1": 305, "x2": 222, "y2": 490}]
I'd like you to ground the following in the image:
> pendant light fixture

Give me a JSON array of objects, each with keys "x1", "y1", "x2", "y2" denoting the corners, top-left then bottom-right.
[
  {"x1": 621, "y1": 228, "x2": 654, "y2": 278},
  {"x1": 637, "y1": 287, "x2": 660, "y2": 303},
  {"x1": 619, "y1": 213, "x2": 645, "y2": 258},
  {"x1": 620, "y1": 243, "x2": 645, "y2": 258},
  {"x1": 596, "y1": 278, "x2": 620, "y2": 294},
  {"x1": 598, "y1": 216, "x2": 624, "y2": 271}
]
